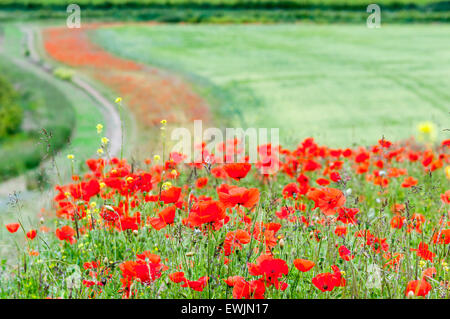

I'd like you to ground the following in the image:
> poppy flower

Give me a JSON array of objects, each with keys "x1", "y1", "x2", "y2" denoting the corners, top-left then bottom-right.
[
  {"x1": 186, "y1": 200, "x2": 226, "y2": 227},
  {"x1": 26, "y1": 229, "x2": 37, "y2": 240},
  {"x1": 6, "y1": 223, "x2": 20, "y2": 233},
  {"x1": 441, "y1": 190, "x2": 450, "y2": 205},
  {"x1": 312, "y1": 266, "x2": 345, "y2": 292},
  {"x1": 195, "y1": 177, "x2": 208, "y2": 189},
  {"x1": 217, "y1": 184, "x2": 260, "y2": 209},
  {"x1": 248, "y1": 254, "x2": 289, "y2": 290},
  {"x1": 337, "y1": 207, "x2": 358, "y2": 224},
  {"x1": 55, "y1": 225, "x2": 76, "y2": 244},
  {"x1": 334, "y1": 225, "x2": 347, "y2": 237},
  {"x1": 390, "y1": 215, "x2": 405, "y2": 229},
  {"x1": 338, "y1": 245, "x2": 354, "y2": 261},
  {"x1": 307, "y1": 187, "x2": 346, "y2": 216},
  {"x1": 231, "y1": 277, "x2": 265, "y2": 299},
  {"x1": 422, "y1": 267, "x2": 436, "y2": 280},
  {"x1": 223, "y1": 163, "x2": 251, "y2": 181},
  {"x1": 401, "y1": 176, "x2": 418, "y2": 188},
  {"x1": 405, "y1": 279, "x2": 432, "y2": 297},
  {"x1": 293, "y1": 259, "x2": 315, "y2": 272},
  {"x1": 224, "y1": 229, "x2": 251, "y2": 256},
  {"x1": 160, "y1": 186, "x2": 182, "y2": 204},
  {"x1": 148, "y1": 205, "x2": 176, "y2": 230},
  {"x1": 432, "y1": 229, "x2": 450, "y2": 245},
  {"x1": 169, "y1": 272, "x2": 209, "y2": 292},
  {"x1": 410, "y1": 242, "x2": 435, "y2": 262}
]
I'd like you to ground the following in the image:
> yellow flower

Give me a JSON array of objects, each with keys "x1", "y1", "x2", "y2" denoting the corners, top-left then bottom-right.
[
  {"x1": 97, "y1": 148, "x2": 104, "y2": 155},
  {"x1": 126, "y1": 176, "x2": 134, "y2": 183},
  {"x1": 153, "y1": 155, "x2": 160, "y2": 162},
  {"x1": 417, "y1": 121, "x2": 437, "y2": 141},
  {"x1": 67, "y1": 154, "x2": 74, "y2": 160},
  {"x1": 99, "y1": 182, "x2": 106, "y2": 189},
  {"x1": 171, "y1": 169, "x2": 177, "y2": 176},
  {"x1": 160, "y1": 119, "x2": 167, "y2": 125},
  {"x1": 90, "y1": 202, "x2": 97, "y2": 208},
  {"x1": 445, "y1": 166, "x2": 450, "y2": 180},
  {"x1": 101, "y1": 137, "x2": 109, "y2": 145},
  {"x1": 115, "y1": 97, "x2": 122, "y2": 103},
  {"x1": 96, "y1": 123, "x2": 103, "y2": 134},
  {"x1": 162, "y1": 181, "x2": 172, "y2": 190}
]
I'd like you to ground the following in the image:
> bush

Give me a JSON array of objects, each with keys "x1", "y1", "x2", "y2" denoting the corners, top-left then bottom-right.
[{"x1": 0, "y1": 75, "x2": 23, "y2": 138}]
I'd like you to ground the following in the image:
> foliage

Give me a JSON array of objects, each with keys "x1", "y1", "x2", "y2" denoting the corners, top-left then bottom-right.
[
  {"x1": 0, "y1": 75, "x2": 23, "y2": 138},
  {"x1": 1, "y1": 135, "x2": 449, "y2": 299}
]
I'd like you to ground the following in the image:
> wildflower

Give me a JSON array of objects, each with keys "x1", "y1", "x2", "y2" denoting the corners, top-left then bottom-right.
[
  {"x1": 217, "y1": 184, "x2": 260, "y2": 209},
  {"x1": 312, "y1": 266, "x2": 345, "y2": 292},
  {"x1": 307, "y1": 187, "x2": 346, "y2": 216},
  {"x1": 67, "y1": 154, "x2": 74, "y2": 160},
  {"x1": 186, "y1": 200, "x2": 226, "y2": 227},
  {"x1": 293, "y1": 259, "x2": 315, "y2": 272},
  {"x1": 405, "y1": 279, "x2": 432, "y2": 297},
  {"x1": 411, "y1": 242, "x2": 435, "y2": 262},
  {"x1": 417, "y1": 121, "x2": 437, "y2": 141},
  {"x1": 5, "y1": 223, "x2": 20, "y2": 233},
  {"x1": 97, "y1": 148, "x2": 104, "y2": 155},
  {"x1": 223, "y1": 163, "x2": 252, "y2": 181},
  {"x1": 96, "y1": 123, "x2": 103, "y2": 134},
  {"x1": 148, "y1": 205, "x2": 176, "y2": 230},
  {"x1": 115, "y1": 97, "x2": 122, "y2": 103},
  {"x1": 153, "y1": 155, "x2": 160, "y2": 162},
  {"x1": 26, "y1": 230, "x2": 37, "y2": 240},
  {"x1": 101, "y1": 137, "x2": 109, "y2": 145},
  {"x1": 55, "y1": 225, "x2": 76, "y2": 244},
  {"x1": 247, "y1": 254, "x2": 289, "y2": 290}
]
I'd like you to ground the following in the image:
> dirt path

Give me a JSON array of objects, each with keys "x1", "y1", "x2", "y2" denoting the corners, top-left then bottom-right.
[
  {"x1": 22, "y1": 26, "x2": 123, "y2": 157},
  {"x1": 41, "y1": 24, "x2": 213, "y2": 155}
]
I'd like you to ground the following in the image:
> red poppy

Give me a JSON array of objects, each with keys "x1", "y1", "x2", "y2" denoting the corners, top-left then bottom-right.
[
  {"x1": 441, "y1": 190, "x2": 450, "y2": 205},
  {"x1": 148, "y1": 205, "x2": 176, "y2": 230},
  {"x1": 169, "y1": 272, "x2": 209, "y2": 292},
  {"x1": 248, "y1": 254, "x2": 289, "y2": 290},
  {"x1": 217, "y1": 184, "x2": 260, "y2": 208},
  {"x1": 411, "y1": 242, "x2": 435, "y2": 262},
  {"x1": 223, "y1": 163, "x2": 251, "y2": 181},
  {"x1": 390, "y1": 215, "x2": 405, "y2": 229},
  {"x1": 26, "y1": 229, "x2": 37, "y2": 240},
  {"x1": 337, "y1": 207, "x2": 358, "y2": 224},
  {"x1": 5, "y1": 223, "x2": 20, "y2": 233},
  {"x1": 401, "y1": 176, "x2": 418, "y2": 188},
  {"x1": 405, "y1": 279, "x2": 432, "y2": 297},
  {"x1": 230, "y1": 277, "x2": 265, "y2": 299},
  {"x1": 307, "y1": 187, "x2": 346, "y2": 216},
  {"x1": 338, "y1": 245, "x2": 354, "y2": 261},
  {"x1": 195, "y1": 177, "x2": 208, "y2": 189},
  {"x1": 186, "y1": 200, "x2": 226, "y2": 227},
  {"x1": 55, "y1": 225, "x2": 76, "y2": 244},
  {"x1": 293, "y1": 259, "x2": 315, "y2": 272},
  {"x1": 160, "y1": 186, "x2": 182, "y2": 204},
  {"x1": 224, "y1": 229, "x2": 251, "y2": 256},
  {"x1": 312, "y1": 265, "x2": 345, "y2": 292}
]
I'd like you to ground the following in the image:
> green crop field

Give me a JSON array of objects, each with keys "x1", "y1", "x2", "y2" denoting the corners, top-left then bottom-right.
[{"x1": 93, "y1": 24, "x2": 450, "y2": 147}]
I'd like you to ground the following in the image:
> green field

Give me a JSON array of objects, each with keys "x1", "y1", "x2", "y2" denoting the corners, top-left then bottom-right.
[
  {"x1": 0, "y1": 24, "x2": 105, "y2": 182},
  {"x1": 94, "y1": 24, "x2": 450, "y2": 147}
]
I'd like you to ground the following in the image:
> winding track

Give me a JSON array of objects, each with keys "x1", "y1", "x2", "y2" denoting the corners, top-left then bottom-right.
[
  {"x1": 22, "y1": 26, "x2": 123, "y2": 157},
  {"x1": 0, "y1": 25, "x2": 124, "y2": 197}
]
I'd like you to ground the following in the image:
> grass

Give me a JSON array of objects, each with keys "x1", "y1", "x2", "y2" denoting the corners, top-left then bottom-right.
[
  {"x1": 0, "y1": 24, "x2": 106, "y2": 182},
  {"x1": 0, "y1": 23, "x2": 111, "y2": 255},
  {"x1": 93, "y1": 24, "x2": 450, "y2": 147},
  {"x1": 0, "y1": 135, "x2": 448, "y2": 299}
]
